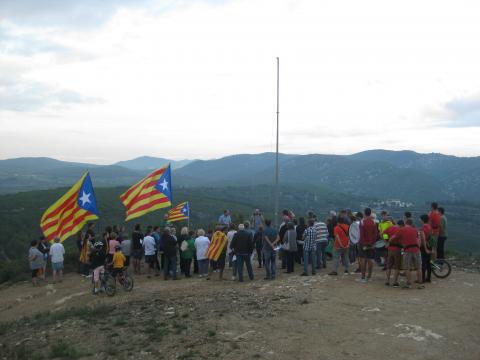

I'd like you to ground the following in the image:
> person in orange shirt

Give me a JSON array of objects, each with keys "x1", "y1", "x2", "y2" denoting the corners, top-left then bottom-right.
[
  {"x1": 329, "y1": 218, "x2": 350, "y2": 275},
  {"x1": 111, "y1": 245, "x2": 126, "y2": 280}
]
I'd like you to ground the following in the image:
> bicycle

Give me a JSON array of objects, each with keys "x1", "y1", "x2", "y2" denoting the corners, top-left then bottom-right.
[
  {"x1": 115, "y1": 267, "x2": 134, "y2": 292},
  {"x1": 431, "y1": 258, "x2": 451, "y2": 278},
  {"x1": 92, "y1": 268, "x2": 116, "y2": 296}
]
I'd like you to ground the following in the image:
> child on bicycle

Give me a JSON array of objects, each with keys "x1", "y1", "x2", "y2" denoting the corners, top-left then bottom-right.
[{"x1": 111, "y1": 244, "x2": 126, "y2": 280}]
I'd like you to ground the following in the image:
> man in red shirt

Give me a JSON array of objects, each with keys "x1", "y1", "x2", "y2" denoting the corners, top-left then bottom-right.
[
  {"x1": 358, "y1": 208, "x2": 378, "y2": 283},
  {"x1": 391, "y1": 219, "x2": 424, "y2": 289},
  {"x1": 429, "y1": 202, "x2": 441, "y2": 243},
  {"x1": 419, "y1": 214, "x2": 433, "y2": 283},
  {"x1": 384, "y1": 220, "x2": 402, "y2": 287}
]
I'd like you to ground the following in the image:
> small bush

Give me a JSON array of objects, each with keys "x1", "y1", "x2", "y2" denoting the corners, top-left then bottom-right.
[{"x1": 49, "y1": 340, "x2": 80, "y2": 359}]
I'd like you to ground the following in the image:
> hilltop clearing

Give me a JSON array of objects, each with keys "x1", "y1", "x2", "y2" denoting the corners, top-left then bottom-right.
[{"x1": 0, "y1": 264, "x2": 479, "y2": 359}]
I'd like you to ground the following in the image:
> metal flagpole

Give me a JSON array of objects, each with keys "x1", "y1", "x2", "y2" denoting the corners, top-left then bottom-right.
[{"x1": 274, "y1": 57, "x2": 280, "y2": 228}]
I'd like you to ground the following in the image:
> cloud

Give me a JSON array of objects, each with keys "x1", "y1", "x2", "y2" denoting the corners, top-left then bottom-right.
[
  {"x1": 0, "y1": 25, "x2": 69, "y2": 56},
  {"x1": 0, "y1": 0, "x2": 151, "y2": 29},
  {"x1": 0, "y1": 0, "x2": 229, "y2": 29},
  {"x1": 427, "y1": 93, "x2": 480, "y2": 128},
  {"x1": 0, "y1": 76, "x2": 103, "y2": 112}
]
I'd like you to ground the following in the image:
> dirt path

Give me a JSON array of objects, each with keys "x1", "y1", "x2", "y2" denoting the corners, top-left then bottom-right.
[{"x1": 1, "y1": 263, "x2": 479, "y2": 360}]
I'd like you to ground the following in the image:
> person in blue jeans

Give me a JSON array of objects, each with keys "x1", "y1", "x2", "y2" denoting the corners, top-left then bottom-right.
[
  {"x1": 230, "y1": 224, "x2": 254, "y2": 282},
  {"x1": 236, "y1": 254, "x2": 254, "y2": 282},
  {"x1": 302, "y1": 219, "x2": 318, "y2": 276},
  {"x1": 262, "y1": 220, "x2": 279, "y2": 280},
  {"x1": 162, "y1": 228, "x2": 178, "y2": 280}
]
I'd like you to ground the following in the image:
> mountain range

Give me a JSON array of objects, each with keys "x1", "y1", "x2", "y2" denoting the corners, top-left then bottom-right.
[{"x1": 1, "y1": 150, "x2": 479, "y2": 204}]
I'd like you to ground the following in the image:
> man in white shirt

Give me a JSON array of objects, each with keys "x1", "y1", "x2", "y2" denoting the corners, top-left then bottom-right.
[
  {"x1": 49, "y1": 237, "x2": 65, "y2": 283},
  {"x1": 143, "y1": 229, "x2": 157, "y2": 277},
  {"x1": 349, "y1": 212, "x2": 363, "y2": 273}
]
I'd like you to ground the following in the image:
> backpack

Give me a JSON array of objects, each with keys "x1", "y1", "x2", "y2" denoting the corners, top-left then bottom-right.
[{"x1": 180, "y1": 240, "x2": 188, "y2": 252}]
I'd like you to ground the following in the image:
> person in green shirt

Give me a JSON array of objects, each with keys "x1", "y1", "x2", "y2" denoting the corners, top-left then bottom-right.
[
  {"x1": 180, "y1": 231, "x2": 196, "y2": 277},
  {"x1": 437, "y1": 207, "x2": 448, "y2": 259}
]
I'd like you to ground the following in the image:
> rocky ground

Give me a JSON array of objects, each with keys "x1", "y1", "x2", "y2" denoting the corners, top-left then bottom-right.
[{"x1": 0, "y1": 260, "x2": 479, "y2": 360}]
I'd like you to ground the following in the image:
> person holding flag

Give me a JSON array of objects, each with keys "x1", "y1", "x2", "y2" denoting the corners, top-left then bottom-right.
[
  {"x1": 205, "y1": 225, "x2": 228, "y2": 281},
  {"x1": 40, "y1": 172, "x2": 99, "y2": 243}
]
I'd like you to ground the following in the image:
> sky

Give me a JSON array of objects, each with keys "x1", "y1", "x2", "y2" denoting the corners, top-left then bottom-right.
[{"x1": 1, "y1": 0, "x2": 480, "y2": 164}]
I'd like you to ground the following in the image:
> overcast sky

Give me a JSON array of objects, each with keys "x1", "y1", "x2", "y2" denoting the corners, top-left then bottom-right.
[{"x1": 1, "y1": 0, "x2": 480, "y2": 164}]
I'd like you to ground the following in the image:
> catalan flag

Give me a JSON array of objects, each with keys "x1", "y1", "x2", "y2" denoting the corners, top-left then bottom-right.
[
  {"x1": 205, "y1": 230, "x2": 228, "y2": 261},
  {"x1": 120, "y1": 164, "x2": 172, "y2": 221},
  {"x1": 40, "y1": 172, "x2": 99, "y2": 242},
  {"x1": 166, "y1": 201, "x2": 189, "y2": 222}
]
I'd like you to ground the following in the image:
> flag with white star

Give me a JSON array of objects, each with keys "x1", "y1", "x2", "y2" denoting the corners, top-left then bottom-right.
[
  {"x1": 40, "y1": 172, "x2": 99, "y2": 242},
  {"x1": 166, "y1": 201, "x2": 190, "y2": 222},
  {"x1": 120, "y1": 163, "x2": 173, "y2": 221}
]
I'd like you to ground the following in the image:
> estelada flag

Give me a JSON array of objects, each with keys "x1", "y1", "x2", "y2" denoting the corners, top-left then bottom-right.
[
  {"x1": 40, "y1": 172, "x2": 99, "y2": 242},
  {"x1": 166, "y1": 201, "x2": 189, "y2": 222},
  {"x1": 205, "y1": 230, "x2": 228, "y2": 261},
  {"x1": 120, "y1": 164, "x2": 172, "y2": 221}
]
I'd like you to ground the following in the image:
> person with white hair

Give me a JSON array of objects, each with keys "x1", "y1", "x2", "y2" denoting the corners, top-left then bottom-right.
[
  {"x1": 195, "y1": 229, "x2": 210, "y2": 277},
  {"x1": 230, "y1": 223, "x2": 255, "y2": 282}
]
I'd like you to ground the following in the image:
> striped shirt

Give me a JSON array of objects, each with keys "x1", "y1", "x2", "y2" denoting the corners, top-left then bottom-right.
[
  {"x1": 303, "y1": 226, "x2": 318, "y2": 251},
  {"x1": 314, "y1": 221, "x2": 328, "y2": 243}
]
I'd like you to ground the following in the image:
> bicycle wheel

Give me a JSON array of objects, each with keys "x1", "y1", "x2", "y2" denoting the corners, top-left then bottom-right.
[
  {"x1": 431, "y1": 259, "x2": 451, "y2": 279},
  {"x1": 104, "y1": 275, "x2": 117, "y2": 296},
  {"x1": 122, "y1": 274, "x2": 134, "y2": 292}
]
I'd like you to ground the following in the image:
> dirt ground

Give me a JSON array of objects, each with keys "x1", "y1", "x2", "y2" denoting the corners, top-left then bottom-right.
[{"x1": 0, "y1": 261, "x2": 479, "y2": 360}]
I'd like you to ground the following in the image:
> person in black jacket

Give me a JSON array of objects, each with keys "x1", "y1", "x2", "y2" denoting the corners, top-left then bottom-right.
[
  {"x1": 131, "y1": 224, "x2": 144, "y2": 275},
  {"x1": 230, "y1": 224, "x2": 254, "y2": 282},
  {"x1": 90, "y1": 241, "x2": 106, "y2": 295},
  {"x1": 162, "y1": 228, "x2": 178, "y2": 280}
]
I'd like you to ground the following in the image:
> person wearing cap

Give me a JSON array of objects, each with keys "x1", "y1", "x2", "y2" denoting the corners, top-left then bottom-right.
[
  {"x1": 111, "y1": 244, "x2": 126, "y2": 280},
  {"x1": 90, "y1": 241, "x2": 106, "y2": 295}
]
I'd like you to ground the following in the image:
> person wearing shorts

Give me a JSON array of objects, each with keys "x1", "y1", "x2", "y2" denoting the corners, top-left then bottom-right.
[
  {"x1": 397, "y1": 219, "x2": 424, "y2": 289},
  {"x1": 50, "y1": 237, "x2": 65, "y2": 283},
  {"x1": 90, "y1": 241, "x2": 106, "y2": 295},
  {"x1": 29, "y1": 240, "x2": 44, "y2": 286},
  {"x1": 384, "y1": 220, "x2": 403, "y2": 287}
]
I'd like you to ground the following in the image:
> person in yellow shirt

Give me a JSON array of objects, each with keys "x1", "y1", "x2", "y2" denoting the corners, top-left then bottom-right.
[{"x1": 112, "y1": 245, "x2": 126, "y2": 279}]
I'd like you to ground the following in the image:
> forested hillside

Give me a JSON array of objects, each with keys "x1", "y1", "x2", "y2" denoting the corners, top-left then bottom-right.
[{"x1": 2, "y1": 150, "x2": 480, "y2": 204}]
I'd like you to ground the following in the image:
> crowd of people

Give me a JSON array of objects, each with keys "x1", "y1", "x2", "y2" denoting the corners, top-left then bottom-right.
[{"x1": 28, "y1": 203, "x2": 448, "y2": 292}]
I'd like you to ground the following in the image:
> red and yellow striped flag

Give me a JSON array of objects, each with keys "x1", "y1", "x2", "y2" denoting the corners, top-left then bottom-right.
[
  {"x1": 41, "y1": 172, "x2": 99, "y2": 242},
  {"x1": 166, "y1": 202, "x2": 189, "y2": 222},
  {"x1": 205, "y1": 231, "x2": 228, "y2": 261},
  {"x1": 120, "y1": 164, "x2": 172, "y2": 221}
]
